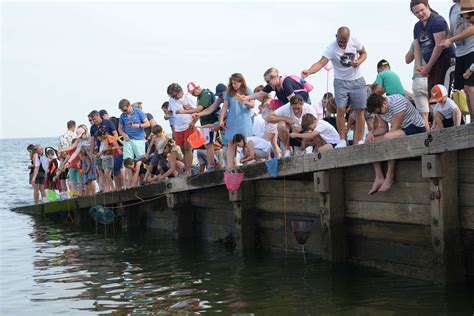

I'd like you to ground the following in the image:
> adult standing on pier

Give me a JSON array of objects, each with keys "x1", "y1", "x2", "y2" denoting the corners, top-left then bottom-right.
[
  {"x1": 301, "y1": 26, "x2": 368, "y2": 147},
  {"x1": 167, "y1": 83, "x2": 197, "y2": 176},
  {"x1": 410, "y1": 0, "x2": 455, "y2": 97},
  {"x1": 118, "y1": 99, "x2": 150, "y2": 160},
  {"x1": 118, "y1": 99, "x2": 150, "y2": 186}
]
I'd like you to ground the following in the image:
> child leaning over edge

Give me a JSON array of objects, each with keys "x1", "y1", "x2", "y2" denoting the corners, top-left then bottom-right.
[
  {"x1": 289, "y1": 113, "x2": 340, "y2": 153},
  {"x1": 145, "y1": 125, "x2": 168, "y2": 182},
  {"x1": 429, "y1": 84, "x2": 462, "y2": 130}
]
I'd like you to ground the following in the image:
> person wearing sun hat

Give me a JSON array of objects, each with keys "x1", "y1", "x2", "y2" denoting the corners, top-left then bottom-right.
[{"x1": 430, "y1": 84, "x2": 463, "y2": 129}]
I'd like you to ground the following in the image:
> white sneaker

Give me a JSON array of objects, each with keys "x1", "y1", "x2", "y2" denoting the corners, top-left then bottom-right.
[
  {"x1": 283, "y1": 151, "x2": 292, "y2": 158},
  {"x1": 357, "y1": 140, "x2": 365, "y2": 145},
  {"x1": 335, "y1": 140, "x2": 347, "y2": 148}
]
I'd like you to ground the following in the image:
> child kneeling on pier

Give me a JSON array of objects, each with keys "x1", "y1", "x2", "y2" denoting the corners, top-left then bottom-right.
[
  {"x1": 149, "y1": 138, "x2": 185, "y2": 182},
  {"x1": 289, "y1": 113, "x2": 339, "y2": 153}
]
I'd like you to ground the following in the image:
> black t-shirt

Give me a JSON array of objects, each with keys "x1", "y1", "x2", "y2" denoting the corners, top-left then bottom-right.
[
  {"x1": 144, "y1": 113, "x2": 154, "y2": 139},
  {"x1": 109, "y1": 117, "x2": 119, "y2": 130},
  {"x1": 262, "y1": 76, "x2": 309, "y2": 105}
]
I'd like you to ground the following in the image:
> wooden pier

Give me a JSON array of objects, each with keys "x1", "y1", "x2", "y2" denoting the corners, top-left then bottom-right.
[{"x1": 12, "y1": 124, "x2": 474, "y2": 285}]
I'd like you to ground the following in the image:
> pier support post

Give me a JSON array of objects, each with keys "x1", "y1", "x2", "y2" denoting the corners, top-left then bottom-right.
[
  {"x1": 229, "y1": 182, "x2": 256, "y2": 251},
  {"x1": 314, "y1": 170, "x2": 346, "y2": 262},
  {"x1": 167, "y1": 192, "x2": 192, "y2": 239},
  {"x1": 422, "y1": 153, "x2": 465, "y2": 285}
]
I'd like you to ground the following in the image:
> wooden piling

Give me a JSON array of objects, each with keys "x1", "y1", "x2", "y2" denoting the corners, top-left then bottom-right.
[
  {"x1": 422, "y1": 153, "x2": 465, "y2": 285},
  {"x1": 166, "y1": 192, "x2": 192, "y2": 239},
  {"x1": 229, "y1": 182, "x2": 256, "y2": 251},
  {"x1": 314, "y1": 170, "x2": 346, "y2": 262}
]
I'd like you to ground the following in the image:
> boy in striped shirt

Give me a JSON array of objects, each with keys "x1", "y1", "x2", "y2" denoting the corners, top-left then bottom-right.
[{"x1": 365, "y1": 94, "x2": 426, "y2": 194}]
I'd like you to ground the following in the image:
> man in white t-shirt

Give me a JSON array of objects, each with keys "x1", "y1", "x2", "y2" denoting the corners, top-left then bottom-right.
[
  {"x1": 267, "y1": 95, "x2": 317, "y2": 157},
  {"x1": 167, "y1": 83, "x2": 197, "y2": 176},
  {"x1": 302, "y1": 26, "x2": 368, "y2": 147}
]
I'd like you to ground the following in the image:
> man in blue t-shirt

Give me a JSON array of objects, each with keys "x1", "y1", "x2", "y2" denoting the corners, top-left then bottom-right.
[{"x1": 118, "y1": 99, "x2": 150, "y2": 160}]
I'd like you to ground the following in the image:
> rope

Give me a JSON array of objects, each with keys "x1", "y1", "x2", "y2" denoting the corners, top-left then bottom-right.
[{"x1": 105, "y1": 193, "x2": 166, "y2": 209}]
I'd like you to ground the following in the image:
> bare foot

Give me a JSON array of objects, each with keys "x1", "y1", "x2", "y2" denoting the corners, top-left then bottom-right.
[
  {"x1": 368, "y1": 177, "x2": 385, "y2": 195},
  {"x1": 379, "y1": 178, "x2": 395, "y2": 192}
]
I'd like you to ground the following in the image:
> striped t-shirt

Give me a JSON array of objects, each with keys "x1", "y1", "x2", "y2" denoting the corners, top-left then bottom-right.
[{"x1": 381, "y1": 95, "x2": 425, "y2": 129}]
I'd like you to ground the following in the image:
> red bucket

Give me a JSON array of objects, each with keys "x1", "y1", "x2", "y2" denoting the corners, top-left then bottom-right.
[{"x1": 224, "y1": 172, "x2": 244, "y2": 192}]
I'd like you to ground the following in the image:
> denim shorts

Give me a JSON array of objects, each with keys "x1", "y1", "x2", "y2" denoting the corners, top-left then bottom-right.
[{"x1": 334, "y1": 77, "x2": 367, "y2": 109}]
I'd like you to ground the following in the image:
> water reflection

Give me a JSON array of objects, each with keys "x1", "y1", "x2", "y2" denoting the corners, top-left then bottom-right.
[{"x1": 19, "y1": 217, "x2": 473, "y2": 315}]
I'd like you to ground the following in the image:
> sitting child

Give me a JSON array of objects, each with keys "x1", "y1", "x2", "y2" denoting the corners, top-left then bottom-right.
[
  {"x1": 145, "y1": 125, "x2": 168, "y2": 181},
  {"x1": 429, "y1": 84, "x2": 462, "y2": 130},
  {"x1": 289, "y1": 113, "x2": 340, "y2": 153},
  {"x1": 123, "y1": 157, "x2": 148, "y2": 187},
  {"x1": 150, "y1": 138, "x2": 185, "y2": 182},
  {"x1": 232, "y1": 133, "x2": 272, "y2": 164}
]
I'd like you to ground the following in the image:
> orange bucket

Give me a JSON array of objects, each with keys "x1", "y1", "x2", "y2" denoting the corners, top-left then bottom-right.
[{"x1": 187, "y1": 128, "x2": 206, "y2": 149}]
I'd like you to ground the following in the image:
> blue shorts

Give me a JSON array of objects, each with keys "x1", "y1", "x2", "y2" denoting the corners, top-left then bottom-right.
[
  {"x1": 113, "y1": 155, "x2": 123, "y2": 176},
  {"x1": 334, "y1": 77, "x2": 367, "y2": 109},
  {"x1": 123, "y1": 139, "x2": 146, "y2": 159},
  {"x1": 402, "y1": 124, "x2": 426, "y2": 136}
]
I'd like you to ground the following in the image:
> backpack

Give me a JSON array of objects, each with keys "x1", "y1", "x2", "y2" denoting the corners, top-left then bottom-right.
[{"x1": 280, "y1": 75, "x2": 314, "y2": 93}]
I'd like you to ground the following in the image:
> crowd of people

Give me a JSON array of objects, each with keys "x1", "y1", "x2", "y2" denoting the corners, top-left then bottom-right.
[{"x1": 27, "y1": 0, "x2": 474, "y2": 204}]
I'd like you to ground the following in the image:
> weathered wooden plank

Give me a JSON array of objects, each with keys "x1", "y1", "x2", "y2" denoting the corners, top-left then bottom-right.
[
  {"x1": 255, "y1": 196, "x2": 320, "y2": 215},
  {"x1": 348, "y1": 237, "x2": 434, "y2": 268},
  {"x1": 350, "y1": 258, "x2": 433, "y2": 281},
  {"x1": 345, "y1": 181, "x2": 430, "y2": 204},
  {"x1": 461, "y1": 207, "x2": 474, "y2": 230},
  {"x1": 347, "y1": 219, "x2": 431, "y2": 247},
  {"x1": 427, "y1": 123, "x2": 474, "y2": 154},
  {"x1": 255, "y1": 180, "x2": 317, "y2": 199},
  {"x1": 257, "y1": 211, "x2": 321, "y2": 230},
  {"x1": 258, "y1": 226, "x2": 321, "y2": 254},
  {"x1": 345, "y1": 201, "x2": 431, "y2": 225},
  {"x1": 193, "y1": 207, "x2": 234, "y2": 227},
  {"x1": 190, "y1": 195, "x2": 233, "y2": 210},
  {"x1": 344, "y1": 160, "x2": 425, "y2": 183},
  {"x1": 458, "y1": 148, "x2": 474, "y2": 184},
  {"x1": 460, "y1": 183, "x2": 474, "y2": 207}
]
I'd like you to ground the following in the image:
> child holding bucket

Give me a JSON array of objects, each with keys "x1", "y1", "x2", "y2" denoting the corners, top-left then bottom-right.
[{"x1": 219, "y1": 73, "x2": 254, "y2": 169}]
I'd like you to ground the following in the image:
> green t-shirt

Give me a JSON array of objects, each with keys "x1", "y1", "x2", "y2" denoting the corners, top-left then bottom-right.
[
  {"x1": 375, "y1": 70, "x2": 405, "y2": 96},
  {"x1": 198, "y1": 89, "x2": 218, "y2": 125}
]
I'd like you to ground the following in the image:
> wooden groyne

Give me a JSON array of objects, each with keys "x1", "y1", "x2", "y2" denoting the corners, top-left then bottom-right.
[{"x1": 13, "y1": 124, "x2": 474, "y2": 285}]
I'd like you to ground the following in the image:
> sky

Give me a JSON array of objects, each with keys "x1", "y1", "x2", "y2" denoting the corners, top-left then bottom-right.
[{"x1": 1, "y1": 0, "x2": 453, "y2": 139}]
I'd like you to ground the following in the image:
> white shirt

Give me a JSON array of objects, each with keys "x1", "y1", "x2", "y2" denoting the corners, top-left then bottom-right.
[
  {"x1": 252, "y1": 114, "x2": 265, "y2": 138},
  {"x1": 34, "y1": 154, "x2": 50, "y2": 173},
  {"x1": 169, "y1": 93, "x2": 197, "y2": 132},
  {"x1": 274, "y1": 103, "x2": 317, "y2": 127},
  {"x1": 315, "y1": 119, "x2": 340, "y2": 145},
  {"x1": 247, "y1": 136, "x2": 272, "y2": 152},
  {"x1": 434, "y1": 98, "x2": 457, "y2": 120},
  {"x1": 323, "y1": 36, "x2": 364, "y2": 81}
]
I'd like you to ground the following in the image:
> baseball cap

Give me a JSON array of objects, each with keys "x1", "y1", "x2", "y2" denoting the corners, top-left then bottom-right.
[
  {"x1": 215, "y1": 83, "x2": 227, "y2": 97},
  {"x1": 429, "y1": 84, "x2": 448, "y2": 103},
  {"x1": 187, "y1": 82, "x2": 200, "y2": 94},
  {"x1": 377, "y1": 59, "x2": 390, "y2": 69}
]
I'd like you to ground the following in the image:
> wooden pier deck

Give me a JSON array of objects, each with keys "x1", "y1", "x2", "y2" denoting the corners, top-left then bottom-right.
[{"x1": 12, "y1": 124, "x2": 474, "y2": 285}]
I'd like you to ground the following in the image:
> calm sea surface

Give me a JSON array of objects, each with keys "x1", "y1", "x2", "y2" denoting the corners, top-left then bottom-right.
[{"x1": 0, "y1": 138, "x2": 473, "y2": 315}]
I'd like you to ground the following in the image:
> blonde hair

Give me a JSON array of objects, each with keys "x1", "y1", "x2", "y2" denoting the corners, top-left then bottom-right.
[{"x1": 263, "y1": 67, "x2": 279, "y2": 82}]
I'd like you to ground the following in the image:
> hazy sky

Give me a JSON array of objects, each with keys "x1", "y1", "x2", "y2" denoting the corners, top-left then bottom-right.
[{"x1": 1, "y1": 0, "x2": 452, "y2": 139}]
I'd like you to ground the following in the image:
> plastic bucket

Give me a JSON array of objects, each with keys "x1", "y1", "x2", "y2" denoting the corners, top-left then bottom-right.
[
  {"x1": 187, "y1": 129, "x2": 206, "y2": 149},
  {"x1": 267, "y1": 99, "x2": 283, "y2": 110}
]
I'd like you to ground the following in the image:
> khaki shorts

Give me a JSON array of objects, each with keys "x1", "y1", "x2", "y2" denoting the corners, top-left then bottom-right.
[{"x1": 412, "y1": 77, "x2": 429, "y2": 113}]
